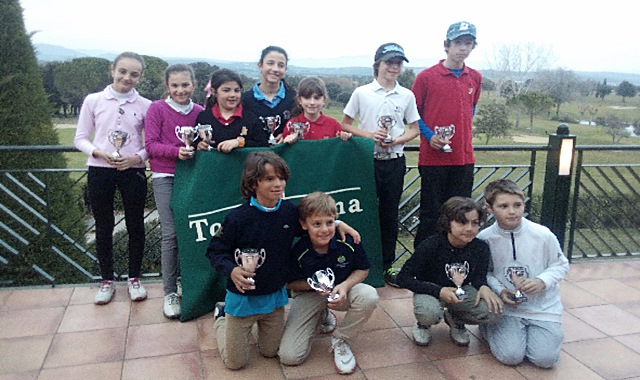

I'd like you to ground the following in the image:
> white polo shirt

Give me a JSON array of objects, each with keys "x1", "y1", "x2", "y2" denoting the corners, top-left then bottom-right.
[{"x1": 343, "y1": 80, "x2": 420, "y2": 155}]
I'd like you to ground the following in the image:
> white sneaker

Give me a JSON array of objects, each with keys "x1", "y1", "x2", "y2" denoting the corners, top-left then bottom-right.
[
  {"x1": 163, "y1": 292, "x2": 181, "y2": 319},
  {"x1": 330, "y1": 336, "x2": 356, "y2": 374},
  {"x1": 128, "y1": 278, "x2": 147, "y2": 301},
  {"x1": 444, "y1": 309, "x2": 470, "y2": 346},
  {"x1": 319, "y1": 309, "x2": 337, "y2": 334},
  {"x1": 176, "y1": 276, "x2": 182, "y2": 297},
  {"x1": 94, "y1": 280, "x2": 115, "y2": 305},
  {"x1": 412, "y1": 322, "x2": 431, "y2": 346}
]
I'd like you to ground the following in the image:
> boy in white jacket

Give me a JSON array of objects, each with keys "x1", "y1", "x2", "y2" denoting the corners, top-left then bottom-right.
[{"x1": 478, "y1": 179, "x2": 569, "y2": 368}]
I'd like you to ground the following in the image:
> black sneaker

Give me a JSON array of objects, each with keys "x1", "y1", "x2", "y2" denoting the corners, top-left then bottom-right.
[
  {"x1": 384, "y1": 268, "x2": 401, "y2": 288},
  {"x1": 214, "y1": 302, "x2": 225, "y2": 320}
]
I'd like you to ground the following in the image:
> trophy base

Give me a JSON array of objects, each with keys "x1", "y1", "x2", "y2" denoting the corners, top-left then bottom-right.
[
  {"x1": 454, "y1": 288, "x2": 468, "y2": 300},
  {"x1": 511, "y1": 292, "x2": 527, "y2": 303},
  {"x1": 383, "y1": 138, "x2": 393, "y2": 144},
  {"x1": 112, "y1": 152, "x2": 121, "y2": 158},
  {"x1": 268, "y1": 139, "x2": 277, "y2": 145},
  {"x1": 441, "y1": 145, "x2": 452, "y2": 153},
  {"x1": 244, "y1": 277, "x2": 256, "y2": 290}
]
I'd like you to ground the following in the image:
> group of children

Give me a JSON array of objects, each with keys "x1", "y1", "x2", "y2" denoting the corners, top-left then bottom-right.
[
  {"x1": 207, "y1": 153, "x2": 568, "y2": 373},
  {"x1": 75, "y1": 46, "x2": 351, "y2": 319},
  {"x1": 74, "y1": 22, "x2": 569, "y2": 375},
  {"x1": 205, "y1": 151, "x2": 376, "y2": 374}
]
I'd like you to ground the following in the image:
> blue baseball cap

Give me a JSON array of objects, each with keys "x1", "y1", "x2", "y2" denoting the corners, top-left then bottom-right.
[{"x1": 446, "y1": 21, "x2": 476, "y2": 40}]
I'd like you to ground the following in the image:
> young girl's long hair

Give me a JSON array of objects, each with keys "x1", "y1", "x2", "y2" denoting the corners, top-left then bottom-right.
[
  {"x1": 258, "y1": 45, "x2": 294, "y2": 92},
  {"x1": 204, "y1": 68, "x2": 243, "y2": 109},
  {"x1": 291, "y1": 77, "x2": 329, "y2": 117}
]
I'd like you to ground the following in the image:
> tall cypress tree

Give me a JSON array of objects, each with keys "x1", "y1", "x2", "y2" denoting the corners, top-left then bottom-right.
[
  {"x1": 0, "y1": 0, "x2": 61, "y2": 157},
  {"x1": 0, "y1": 0, "x2": 90, "y2": 286}
]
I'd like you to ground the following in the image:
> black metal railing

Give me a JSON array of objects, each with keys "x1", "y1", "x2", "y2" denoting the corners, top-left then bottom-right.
[
  {"x1": 1, "y1": 143, "x2": 639, "y2": 287},
  {"x1": 568, "y1": 146, "x2": 640, "y2": 260}
]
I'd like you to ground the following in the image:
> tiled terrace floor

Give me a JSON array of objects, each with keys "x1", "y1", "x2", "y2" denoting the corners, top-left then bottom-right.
[{"x1": 1, "y1": 259, "x2": 640, "y2": 380}]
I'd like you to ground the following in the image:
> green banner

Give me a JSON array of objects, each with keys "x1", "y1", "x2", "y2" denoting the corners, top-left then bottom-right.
[{"x1": 171, "y1": 137, "x2": 383, "y2": 321}]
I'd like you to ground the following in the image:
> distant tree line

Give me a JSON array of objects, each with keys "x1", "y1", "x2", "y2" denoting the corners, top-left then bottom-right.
[
  {"x1": 37, "y1": 50, "x2": 639, "y2": 145},
  {"x1": 38, "y1": 56, "x2": 420, "y2": 116}
]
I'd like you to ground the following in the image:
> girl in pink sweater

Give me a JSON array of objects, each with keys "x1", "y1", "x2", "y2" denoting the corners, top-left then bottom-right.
[{"x1": 145, "y1": 64, "x2": 204, "y2": 319}]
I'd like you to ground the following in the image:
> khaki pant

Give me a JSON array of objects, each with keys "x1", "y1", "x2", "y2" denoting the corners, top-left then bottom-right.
[
  {"x1": 279, "y1": 283, "x2": 379, "y2": 366},
  {"x1": 214, "y1": 307, "x2": 285, "y2": 370}
]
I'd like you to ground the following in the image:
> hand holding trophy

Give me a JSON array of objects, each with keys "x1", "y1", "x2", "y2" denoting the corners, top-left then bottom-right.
[
  {"x1": 445, "y1": 262, "x2": 469, "y2": 300},
  {"x1": 506, "y1": 265, "x2": 529, "y2": 302},
  {"x1": 289, "y1": 121, "x2": 311, "y2": 140},
  {"x1": 260, "y1": 115, "x2": 281, "y2": 145},
  {"x1": 175, "y1": 126, "x2": 197, "y2": 156},
  {"x1": 107, "y1": 130, "x2": 131, "y2": 158},
  {"x1": 234, "y1": 248, "x2": 266, "y2": 290},
  {"x1": 196, "y1": 124, "x2": 213, "y2": 150},
  {"x1": 308, "y1": 268, "x2": 339, "y2": 301},
  {"x1": 434, "y1": 124, "x2": 455, "y2": 153},
  {"x1": 377, "y1": 115, "x2": 396, "y2": 144}
]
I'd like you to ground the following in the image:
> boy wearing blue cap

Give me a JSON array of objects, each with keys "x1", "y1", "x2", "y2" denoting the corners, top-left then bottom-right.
[
  {"x1": 342, "y1": 42, "x2": 421, "y2": 287},
  {"x1": 412, "y1": 21, "x2": 482, "y2": 249}
]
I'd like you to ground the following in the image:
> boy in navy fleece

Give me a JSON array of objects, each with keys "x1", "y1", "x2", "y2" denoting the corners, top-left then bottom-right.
[{"x1": 206, "y1": 152, "x2": 359, "y2": 370}]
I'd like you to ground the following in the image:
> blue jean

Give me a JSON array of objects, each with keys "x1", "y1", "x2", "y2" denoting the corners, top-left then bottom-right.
[{"x1": 87, "y1": 166, "x2": 147, "y2": 280}]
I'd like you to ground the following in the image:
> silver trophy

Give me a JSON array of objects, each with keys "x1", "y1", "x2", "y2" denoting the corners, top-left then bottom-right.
[
  {"x1": 107, "y1": 130, "x2": 130, "y2": 158},
  {"x1": 308, "y1": 268, "x2": 339, "y2": 301},
  {"x1": 175, "y1": 126, "x2": 197, "y2": 156},
  {"x1": 289, "y1": 121, "x2": 310, "y2": 140},
  {"x1": 377, "y1": 115, "x2": 396, "y2": 144},
  {"x1": 434, "y1": 124, "x2": 455, "y2": 153},
  {"x1": 445, "y1": 262, "x2": 469, "y2": 300},
  {"x1": 234, "y1": 248, "x2": 266, "y2": 290},
  {"x1": 260, "y1": 115, "x2": 281, "y2": 145},
  {"x1": 196, "y1": 124, "x2": 213, "y2": 148},
  {"x1": 506, "y1": 265, "x2": 529, "y2": 302}
]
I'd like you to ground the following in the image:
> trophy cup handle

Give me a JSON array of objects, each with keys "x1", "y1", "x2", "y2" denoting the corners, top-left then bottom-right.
[
  {"x1": 256, "y1": 248, "x2": 266, "y2": 269},
  {"x1": 234, "y1": 248, "x2": 242, "y2": 266},
  {"x1": 307, "y1": 277, "x2": 316, "y2": 289},
  {"x1": 326, "y1": 268, "x2": 335, "y2": 283}
]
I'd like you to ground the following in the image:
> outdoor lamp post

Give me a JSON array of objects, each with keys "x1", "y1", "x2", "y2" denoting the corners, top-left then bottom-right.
[{"x1": 540, "y1": 124, "x2": 576, "y2": 251}]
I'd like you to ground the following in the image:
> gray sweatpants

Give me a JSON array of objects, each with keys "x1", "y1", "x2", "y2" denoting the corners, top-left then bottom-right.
[
  {"x1": 481, "y1": 315, "x2": 563, "y2": 368},
  {"x1": 413, "y1": 285, "x2": 500, "y2": 327},
  {"x1": 153, "y1": 176, "x2": 180, "y2": 295}
]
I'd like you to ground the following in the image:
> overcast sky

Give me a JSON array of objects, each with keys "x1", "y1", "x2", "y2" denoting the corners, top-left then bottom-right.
[{"x1": 19, "y1": 0, "x2": 640, "y2": 74}]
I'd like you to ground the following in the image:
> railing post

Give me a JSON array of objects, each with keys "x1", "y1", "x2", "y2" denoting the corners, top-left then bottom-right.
[{"x1": 540, "y1": 124, "x2": 576, "y2": 251}]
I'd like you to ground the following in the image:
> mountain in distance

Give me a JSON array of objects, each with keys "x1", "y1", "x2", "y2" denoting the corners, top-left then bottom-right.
[{"x1": 33, "y1": 44, "x2": 640, "y2": 85}]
